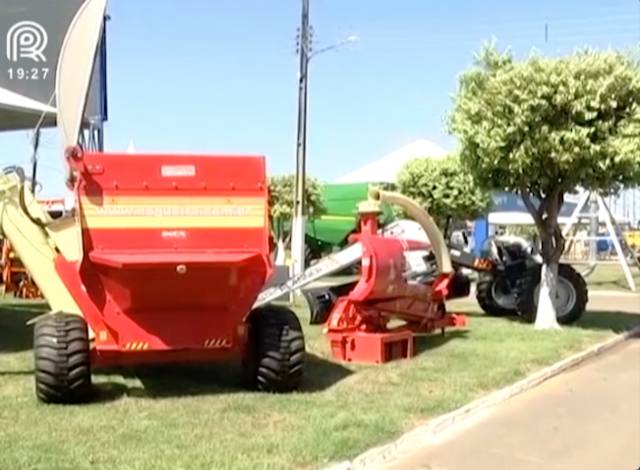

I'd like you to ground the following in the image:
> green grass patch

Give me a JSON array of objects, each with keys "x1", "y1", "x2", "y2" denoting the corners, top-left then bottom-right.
[
  {"x1": 0, "y1": 298, "x2": 637, "y2": 469},
  {"x1": 579, "y1": 262, "x2": 640, "y2": 291}
]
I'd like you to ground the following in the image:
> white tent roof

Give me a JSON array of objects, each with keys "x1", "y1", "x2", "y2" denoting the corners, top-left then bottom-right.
[
  {"x1": 336, "y1": 138, "x2": 448, "y2": 183},
  {"x1": 488, "y1": 210, "x2": 628, "y2": 226},
  {"x1": 0, "y1": 88, "x2": 57, "y2": 131},
  {"x1": 489, "y1": 212, "x2": 574, "y2": 226}
]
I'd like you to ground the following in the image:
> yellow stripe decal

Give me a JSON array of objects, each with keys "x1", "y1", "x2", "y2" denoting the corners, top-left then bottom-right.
[{"x1": 80, "y1": 196, "x2": 266, "y2": 229}]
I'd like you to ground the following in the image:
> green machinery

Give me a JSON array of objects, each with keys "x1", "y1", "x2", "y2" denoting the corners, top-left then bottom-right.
[{"x1": 305, "y1": 182, "x2": 394, "y2": 261}]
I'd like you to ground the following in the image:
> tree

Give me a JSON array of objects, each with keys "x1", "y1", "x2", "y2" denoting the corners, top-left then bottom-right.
[
  {"x1": 268, "y1": 175, "x2": 324, "y2": 262},
  {"x1": 450, "y1": 45, "x2": 640, "y2": 329},
  {"x1": 397, "y1": 155, "x2": 491, "y2": 234}
]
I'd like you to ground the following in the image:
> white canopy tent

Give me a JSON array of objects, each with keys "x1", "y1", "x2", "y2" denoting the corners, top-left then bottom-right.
[
  {"x1": 336, "y1": 138, "x2": 447, "y2": 184},
  {"x1": 0, "y1": 89, "x2": 56, "y2": 131}
]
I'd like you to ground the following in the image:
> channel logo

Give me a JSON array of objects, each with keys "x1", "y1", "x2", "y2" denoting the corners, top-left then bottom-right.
[{"x1": 6, "y1": 20, "x2": 48, "y2": 62}]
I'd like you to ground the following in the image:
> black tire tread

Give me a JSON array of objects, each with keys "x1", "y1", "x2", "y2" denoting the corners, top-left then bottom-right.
[
  {"x1": 246, "y1": 305, "x2": 305, "y2": 393},
  {"x1": 475, "y1": 273, "x2": 516, "y2": 316},
  {"x1": 33, "y1": 313, "x2": 92, "y2": 404}
]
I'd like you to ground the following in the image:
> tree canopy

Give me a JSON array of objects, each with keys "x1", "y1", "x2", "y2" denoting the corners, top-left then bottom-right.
[
  {"x1": 450, "y1": 44, "x2": 640, "y2": 327},
  {"x1": 397, "y1": 155, "x2": 491, "y2": 229},
  {"x1": 450, "y1": 45, "x2": 640, "y2": 259},
  {"x1": 268, "y1": 174, "x2": 324, "y2": 238}
]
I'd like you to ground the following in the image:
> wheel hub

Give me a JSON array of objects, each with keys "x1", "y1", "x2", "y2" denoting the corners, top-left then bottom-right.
[
  {"x1": 534, "y1": 277, "x2": 577, "y2": 317},
  {"x1": 491, "y1": 278, "x2": 517, "y2": 310}
]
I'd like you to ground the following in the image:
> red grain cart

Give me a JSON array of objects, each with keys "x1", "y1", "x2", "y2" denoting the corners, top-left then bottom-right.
[{"x1": 29, "y1": 149, "x2": 304, "y2": 403}]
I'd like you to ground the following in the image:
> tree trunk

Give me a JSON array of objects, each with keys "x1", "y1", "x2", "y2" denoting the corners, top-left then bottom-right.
[
  {"x1": 275, "y1": 237, "x2": 286, "y2": 265},
  {"x1": 520, "y1": 188, "x2": 565, "y2": 330},
  {"x1": 534, "y1": 261, "x2": 561, "y2": 330},
  {"x1": 443, "y1": 216, "x2": 452, "y2": 240}
]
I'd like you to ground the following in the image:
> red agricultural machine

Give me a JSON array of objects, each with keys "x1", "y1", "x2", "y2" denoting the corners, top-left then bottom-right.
[
  {"x1": 258, "y1": 191, "x2": 468, "y2": 364},
  {"x1": 1, "y1": 150, "x2": 307, "y2": 403},
  {"x1": 322, "y1": 197, "x2": 467, "y2": 364}
]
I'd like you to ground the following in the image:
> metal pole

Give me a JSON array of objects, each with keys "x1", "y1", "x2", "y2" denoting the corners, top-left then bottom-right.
[
  {"x1": 597, "y1": 195, "x2": 637, "y2": 291},
  {"x1": 589, "y1": 193, "x2": 598, "y2": 262},
  {"x1": 96, "y1": 120, "x2": 104, "y2": 151},
  {"x1": 30, "y1": 128, "x2": 41, "y2": 195},
  {"x1": 291, "y1": 0, "x2": 310, "y2": 279}
]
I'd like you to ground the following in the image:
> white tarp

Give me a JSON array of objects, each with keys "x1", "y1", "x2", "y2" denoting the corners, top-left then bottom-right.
[
  {"x1": 0, "y1": 87, "x2": 56, "y2": 130},
  {"x1": 336, "y1": 138, "x2": 447, "y2": 184}
]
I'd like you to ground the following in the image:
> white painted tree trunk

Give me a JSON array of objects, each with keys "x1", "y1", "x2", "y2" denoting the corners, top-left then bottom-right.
[
  {"x1": 534, "y1": 261, "x2": 561, "y2": 330},
  {"x1": 275, "y1": 237, "x2": 286, "y2": 265}
]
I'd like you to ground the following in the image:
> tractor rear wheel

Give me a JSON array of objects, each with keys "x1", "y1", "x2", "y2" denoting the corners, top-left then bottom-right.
[
  {"x1": 516, "y1": 263, "x2": 588, "y2": 325},
  {"x1": 475, "y1": 273, "x2": 517, "y2": 316},
  {"x1": 245, "y1": 305, "x2": 305, "y2": 393},
  {"x1": 33, "y1": 313, "x2": 92, "y2": 404}
]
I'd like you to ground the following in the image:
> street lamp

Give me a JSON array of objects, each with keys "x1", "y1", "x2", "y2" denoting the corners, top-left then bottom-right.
[
  {"x1": 309, "y1": 35, "x2": 358, "y2": 60},
  {"x1": 290, "y1": 5, "x2": 357, "y2": 281}
]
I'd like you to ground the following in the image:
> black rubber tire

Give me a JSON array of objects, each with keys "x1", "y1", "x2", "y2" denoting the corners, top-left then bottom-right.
[
  {"x1": 516, "y1": 263, "x2": 588, "y2": 325},
  {"x1": 245, "y1": 305, "x2": 305, "y2": 393},
  {"x1": 33, "y1": 313, "x2": 92, "y2": 404},
  {"x1": 303, "y1": 288, "x2": 333, "y2": 325},
  {"x1": 475, "y1": 273, "x2": 517, "y2": 316},
  {"x1": 303, "y1": 281, "x2": 357, "y2": 325}
]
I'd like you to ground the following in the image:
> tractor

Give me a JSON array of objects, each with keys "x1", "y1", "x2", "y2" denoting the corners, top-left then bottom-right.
[{"x1": 473, "y1": 236, "x2": 588, "y2": 324}]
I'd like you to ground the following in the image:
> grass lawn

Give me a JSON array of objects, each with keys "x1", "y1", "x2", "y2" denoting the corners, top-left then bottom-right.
[
  {"x1": 578, "y1": 262, "x2": 640, "y2": 291},
  {"x1": 0, "y1": 299, "x2": 638, "y2": 470}
]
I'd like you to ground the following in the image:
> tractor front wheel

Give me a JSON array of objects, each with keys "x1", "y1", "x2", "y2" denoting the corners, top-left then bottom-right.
[
  {"x1": 245, "y1": 305, "x2": 305, "y2": 393},
  {"x1": 33, "y1": 313, "x2": 92, "y2": 404}
]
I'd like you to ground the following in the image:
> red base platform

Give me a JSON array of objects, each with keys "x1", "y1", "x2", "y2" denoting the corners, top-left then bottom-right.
[
  {"x1": 326, "y1": 311, "x2": 468, "y2": 364},
  {"x1": 327, "y1": 329, "x2": 415, "y2": 364}
]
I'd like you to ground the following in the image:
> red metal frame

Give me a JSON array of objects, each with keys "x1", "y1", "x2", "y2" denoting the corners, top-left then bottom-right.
[
  {"x1": 324, "y1": 211, "x2": 467, "y2": 364},
  {"x1": 58, "y1": 148, "x2": 272, "y2": 367}
]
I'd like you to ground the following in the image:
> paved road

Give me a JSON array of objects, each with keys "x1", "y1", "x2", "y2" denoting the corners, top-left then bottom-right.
[
  {"x1": 585, "y1": 292, "x2": 640, "y2": 314},
  {"x1": 383, "y1": 338, "x2": 640, "y2": 470}
]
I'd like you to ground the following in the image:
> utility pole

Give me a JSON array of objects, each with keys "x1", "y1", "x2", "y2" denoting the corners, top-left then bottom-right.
[{"x1": 291, "y1": 0, "x2": 310, "y2": 279}]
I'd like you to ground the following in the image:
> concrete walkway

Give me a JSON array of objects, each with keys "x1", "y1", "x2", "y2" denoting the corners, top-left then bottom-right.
[
  {"x1": 585, "y1": 293, "x2": 640, "y2": 312},
  {"x1": 383, "y1": 338, "x2": 640, "y2": 470}
]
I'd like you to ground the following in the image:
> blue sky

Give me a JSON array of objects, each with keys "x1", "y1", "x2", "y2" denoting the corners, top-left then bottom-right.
[{"x1": 2, "y1": 0, "x2": 639, "y2": 196}]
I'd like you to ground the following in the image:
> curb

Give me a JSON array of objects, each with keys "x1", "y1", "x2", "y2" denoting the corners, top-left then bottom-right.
[{"x1": 325, "y1": 324, "x2": 640, "y2": 470}]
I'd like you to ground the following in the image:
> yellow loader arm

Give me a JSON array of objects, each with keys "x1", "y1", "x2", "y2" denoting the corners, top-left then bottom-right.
[{"x1": 0, "y1": 169, "x2": 81, "y2": 314}]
